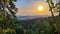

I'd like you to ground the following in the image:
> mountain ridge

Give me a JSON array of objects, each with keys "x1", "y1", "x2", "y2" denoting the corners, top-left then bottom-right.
[{"x1": 17, "y1": 15, "x2": 49, "y2": 20}]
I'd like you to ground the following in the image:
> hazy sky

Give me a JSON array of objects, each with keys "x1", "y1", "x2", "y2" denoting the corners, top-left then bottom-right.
[{"x1": 15, "y1": 0, "x2": 58, "y2": 16}]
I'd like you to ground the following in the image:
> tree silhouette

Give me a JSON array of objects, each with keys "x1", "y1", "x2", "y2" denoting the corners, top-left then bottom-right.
[
  {"x1": 46, "y1": 0, "x2": 60, "y2": 34},
  {"x1": 58, "y1": 0, "x2": 60, "y2": 17},
  {"x1": 0, "y1": 0, "x2": 18, "y2": 34}
]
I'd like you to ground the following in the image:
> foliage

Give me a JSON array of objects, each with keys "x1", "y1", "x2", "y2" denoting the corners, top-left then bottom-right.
[
  {"x1": 46, "y1": 0, "x2": 60, "y2": 34},
  {"x1": 0, "y1": 0, "x2": 18, "y2": 34},
  {"x1": 15, "y1": 18, "x2": 57, "y2": 34}
]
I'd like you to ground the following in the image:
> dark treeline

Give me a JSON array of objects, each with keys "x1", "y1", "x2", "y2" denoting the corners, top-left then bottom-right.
[{"x1": 14, "y1": 16, "x2": 59, "y2": 34}]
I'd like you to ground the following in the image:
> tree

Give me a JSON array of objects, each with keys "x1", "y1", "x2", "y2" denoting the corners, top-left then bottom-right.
[
  {"x1": 58, "y1": 0, "x2": 60, "y2": 17},
  {"x1": 0, "y1": 0, "x2": 18, "y2": 34},
  {"x1": 46, "y1": 0, "x2": 60, "y2": 34}
]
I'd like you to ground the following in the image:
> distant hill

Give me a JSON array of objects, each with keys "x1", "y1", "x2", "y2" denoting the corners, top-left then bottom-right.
[{"x1": 17, "y1": 15, "x2": 49, "y2": 20}]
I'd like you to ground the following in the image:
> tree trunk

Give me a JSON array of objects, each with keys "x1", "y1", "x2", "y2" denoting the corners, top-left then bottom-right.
[
  {"x1": 58, "y1": 0, "x2": 60, "y2": 18},
  {"x1": 59, "y1": 12, "x2": 60, "y2": 17}
]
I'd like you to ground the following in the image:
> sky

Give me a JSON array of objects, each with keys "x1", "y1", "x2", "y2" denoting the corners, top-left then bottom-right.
[{"x1": 15, "y1": 0, "x2": 58, "y2": 16}]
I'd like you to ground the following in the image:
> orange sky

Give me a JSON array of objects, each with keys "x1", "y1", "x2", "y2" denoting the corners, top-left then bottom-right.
[{"x1": 16, "y1": 0, "x2": 58, "y2": 16}]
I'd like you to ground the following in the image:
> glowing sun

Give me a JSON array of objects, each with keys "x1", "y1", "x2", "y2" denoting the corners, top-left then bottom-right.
[{"x1": 38, "y1": 6, "x2": 44, "y2": 12}]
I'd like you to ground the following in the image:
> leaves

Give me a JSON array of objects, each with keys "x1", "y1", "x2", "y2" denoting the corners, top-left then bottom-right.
[
  {"x1": 6, "y1": 0, "x2": 17, "y2": 2},
  {"x1": 6, "y1": 0, "x2": 10, "y2": 2},
  {"x1": 0, "y1": 0, "x2": 17, "y2": 34},
  {"x1": 13, "y1": 0, "x2": 17, "y2": 2},
  {"x1": 46, "y1": 0, "x2": 60, "y2": 34},
  {"x1": 46, "y1": 0, "x2": 49, "y2": 2}
]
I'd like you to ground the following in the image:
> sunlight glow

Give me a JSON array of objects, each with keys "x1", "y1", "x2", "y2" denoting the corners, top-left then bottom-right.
[{"x1": 38, "y1": 6, "x2": 44, "y2": 12}]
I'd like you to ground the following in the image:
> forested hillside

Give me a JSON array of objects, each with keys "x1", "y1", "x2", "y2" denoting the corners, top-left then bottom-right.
[{"x1": 14, "y1": 16, "x2": 60, "y2": 34}]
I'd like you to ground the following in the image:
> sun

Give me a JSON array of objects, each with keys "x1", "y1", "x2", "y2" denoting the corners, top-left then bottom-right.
[{"x1": 38, "y1": 6, "x2": 44, "y2": 12}]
